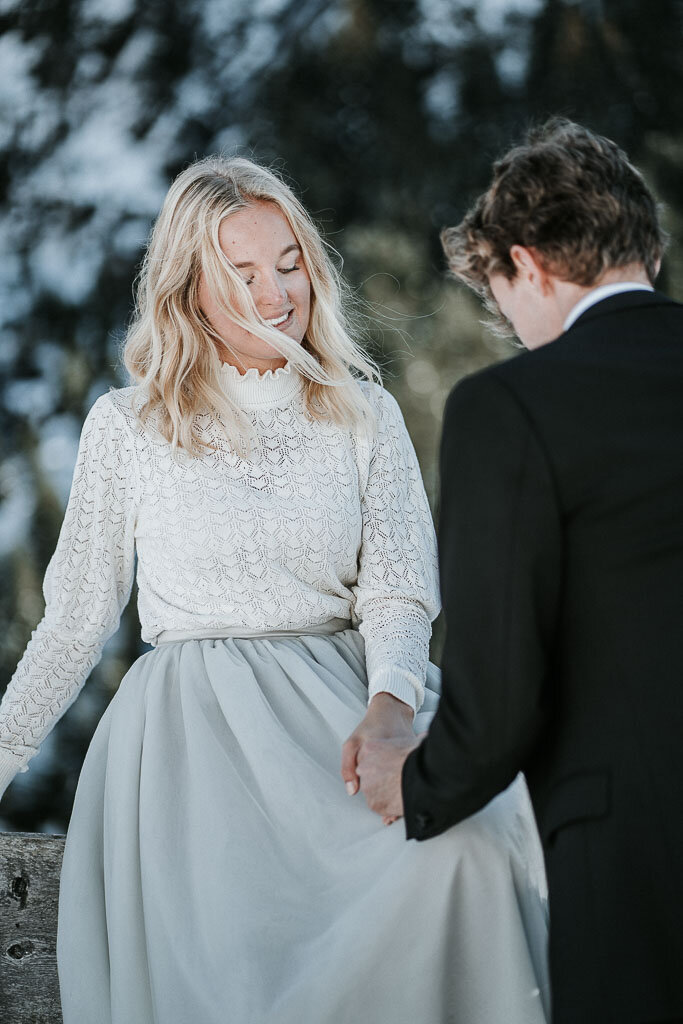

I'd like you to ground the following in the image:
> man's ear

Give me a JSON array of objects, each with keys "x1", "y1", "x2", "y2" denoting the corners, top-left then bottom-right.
[{"x1": 509, "y1": 245, "x2": 552, "y2": 294}]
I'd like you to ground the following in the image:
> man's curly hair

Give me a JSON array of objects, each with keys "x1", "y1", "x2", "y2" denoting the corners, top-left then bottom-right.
[{"x1": 442, "y1": 119, "x2": 666, "y2": 334}]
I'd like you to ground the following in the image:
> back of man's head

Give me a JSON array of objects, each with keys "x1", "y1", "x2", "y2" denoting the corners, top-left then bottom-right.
[{"x1": 442, "y1": 119, "x2": 666, "y2": 300}]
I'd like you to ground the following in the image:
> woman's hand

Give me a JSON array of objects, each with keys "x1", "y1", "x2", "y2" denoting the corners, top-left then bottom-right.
[{"x1": 341, "y1": 693, "x2": 415, "y2": 823}]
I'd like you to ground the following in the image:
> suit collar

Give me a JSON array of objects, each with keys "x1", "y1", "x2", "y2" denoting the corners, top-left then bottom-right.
[
  {"x1": 563, "y1": 283, "x2": 653, "y2": 331},
  {"x1": 567, "y1": 288, "x2": 677, "y2": 331}
]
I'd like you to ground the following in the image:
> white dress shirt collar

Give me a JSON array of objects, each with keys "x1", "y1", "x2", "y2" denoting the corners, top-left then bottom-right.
[{"x1": 563, "y1": 282, "x2": 654, "y2": 332}]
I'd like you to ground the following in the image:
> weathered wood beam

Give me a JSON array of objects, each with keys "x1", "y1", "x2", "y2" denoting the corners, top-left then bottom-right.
[{"x1": 0, "y1": 832, "x2": 65, "y2": 1023}]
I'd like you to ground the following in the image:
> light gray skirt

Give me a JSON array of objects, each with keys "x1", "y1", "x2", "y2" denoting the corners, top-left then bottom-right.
[{"x1": 57, "y1": 625, "x2": 550, "y2": 1024}]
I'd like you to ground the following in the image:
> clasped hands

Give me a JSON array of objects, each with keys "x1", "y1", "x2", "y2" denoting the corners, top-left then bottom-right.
[{"x1": 341, "y1": 692, "x2": 426, "y2": 825}]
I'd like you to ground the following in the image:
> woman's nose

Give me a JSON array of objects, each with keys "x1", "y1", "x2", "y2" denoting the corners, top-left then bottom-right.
[{"x1": 256, "y1": 270, "x2": 288, "y2": 307}]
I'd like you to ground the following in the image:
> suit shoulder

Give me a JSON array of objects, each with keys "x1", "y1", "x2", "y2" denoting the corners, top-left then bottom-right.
[
  {"x1": 445, "y1": 356, "x2": 533, "y2": 410},
  {"x1": 450, "y1": 343, "x2": 579, "y2": 423},
  {"x1": 443, "y1": 361, "x2": 538, "y2": 441}
]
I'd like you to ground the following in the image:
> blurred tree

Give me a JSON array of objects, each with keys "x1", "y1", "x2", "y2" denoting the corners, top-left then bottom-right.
[{"x1": 523, "y1": 0, "x2": 683, "y2": 294}]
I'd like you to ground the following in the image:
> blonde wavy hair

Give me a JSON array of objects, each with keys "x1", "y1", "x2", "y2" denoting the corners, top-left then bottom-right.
[{"x1": 122, "y1": 156, "x2": 381, "y2": 457}]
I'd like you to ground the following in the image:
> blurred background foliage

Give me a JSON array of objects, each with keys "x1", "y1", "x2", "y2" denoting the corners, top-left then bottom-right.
[{"x1": 1, "y1": 0, "x2": 683, "y2": 832}]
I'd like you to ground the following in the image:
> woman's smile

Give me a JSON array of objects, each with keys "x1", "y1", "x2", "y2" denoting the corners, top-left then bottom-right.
[{"x1": 198, "y1": 200, "x2": 311, "y2": 374}]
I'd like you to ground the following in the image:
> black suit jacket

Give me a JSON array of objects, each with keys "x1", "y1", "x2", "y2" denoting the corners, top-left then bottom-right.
[{"x1": 402, "y1": 291, "x2": 683, "y2": 1023}]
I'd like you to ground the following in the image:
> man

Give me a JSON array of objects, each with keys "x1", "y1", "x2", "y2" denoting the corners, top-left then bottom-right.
[{"x1": 353, "y1": 120, "x2": 683, "y2": 1023}]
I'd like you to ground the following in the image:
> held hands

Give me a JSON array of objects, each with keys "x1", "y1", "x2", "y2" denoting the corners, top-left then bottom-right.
[{"x1": 341, "y1": 693, "x2": 425, "y2": 825}]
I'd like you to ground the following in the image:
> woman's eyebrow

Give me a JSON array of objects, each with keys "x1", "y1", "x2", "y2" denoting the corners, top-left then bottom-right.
[{"x1": 232, "y1": 244, "x2": 300, "y2": 270}]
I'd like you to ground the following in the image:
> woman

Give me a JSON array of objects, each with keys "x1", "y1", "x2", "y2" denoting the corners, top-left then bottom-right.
[{"x1": 0, "y1": 156, "x2": 549, "y2": 1023}]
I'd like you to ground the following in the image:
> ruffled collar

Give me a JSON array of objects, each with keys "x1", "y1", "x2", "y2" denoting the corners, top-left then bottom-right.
[{"x1": 218, "y1": 361, "x2": 303, "y2": 408}]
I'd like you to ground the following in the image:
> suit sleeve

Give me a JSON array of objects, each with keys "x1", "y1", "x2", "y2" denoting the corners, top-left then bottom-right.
[{"x1": 402, "y1": 370, "x2": 563, "y2": 840}]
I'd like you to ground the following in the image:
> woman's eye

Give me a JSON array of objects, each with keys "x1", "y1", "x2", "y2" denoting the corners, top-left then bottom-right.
[{"x1": 241, "y1": 265, "x2": 298, "y2": 285}]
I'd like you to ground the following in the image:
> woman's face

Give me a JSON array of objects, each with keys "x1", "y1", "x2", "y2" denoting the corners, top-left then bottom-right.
[{"x1": 199, "y1": 200, "x2": 312, "y2": 373}]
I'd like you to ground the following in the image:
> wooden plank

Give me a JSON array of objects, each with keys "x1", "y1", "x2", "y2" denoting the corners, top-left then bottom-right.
[{"x1": 0, "y1": 832, "x2": 65, "y2": 1023}]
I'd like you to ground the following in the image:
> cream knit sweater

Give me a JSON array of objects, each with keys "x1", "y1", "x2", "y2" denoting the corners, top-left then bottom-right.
[{"x1": 0, "y1": 363, "x2": 440, "y2": 798}]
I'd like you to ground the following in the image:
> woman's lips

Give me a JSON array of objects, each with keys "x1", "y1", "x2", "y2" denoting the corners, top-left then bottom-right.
[{"x1": 266, "y1": 309, "x2": 294, "y2": 331}]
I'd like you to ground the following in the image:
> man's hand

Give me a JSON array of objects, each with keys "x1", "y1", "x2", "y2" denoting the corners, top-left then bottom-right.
[{"x1": 356, "y1": 733, "x2": 425, "y2": 822}]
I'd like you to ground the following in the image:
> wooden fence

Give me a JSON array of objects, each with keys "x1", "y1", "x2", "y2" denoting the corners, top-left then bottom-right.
[{"x1": 0, "y1": 833, "x2": 65, "y2": 1023}]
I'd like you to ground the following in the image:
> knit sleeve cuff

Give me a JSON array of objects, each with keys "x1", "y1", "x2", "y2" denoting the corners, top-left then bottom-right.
[
  {"x1": 367, "y1": 667, "x2": 424, "y2": 717},
  {"x1": 0, "y1": 749, "x2": 23, "y2": 803}
]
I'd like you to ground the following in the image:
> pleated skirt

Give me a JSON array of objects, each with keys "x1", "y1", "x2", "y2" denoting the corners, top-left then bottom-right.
[{"x1": 57, "y1": 627, "x2": 550, "y2": 1024}]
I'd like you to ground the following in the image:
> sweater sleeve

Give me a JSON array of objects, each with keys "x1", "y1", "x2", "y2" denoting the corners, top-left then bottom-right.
[
  {"x1": 0, "y1": 393, "x2": 139, "y2": 801},
  {"x1": 352, "y1": 386, "x2": 440, "y2": 714}
]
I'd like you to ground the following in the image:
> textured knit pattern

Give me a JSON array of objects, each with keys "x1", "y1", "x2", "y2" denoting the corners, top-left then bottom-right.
[{"x1": 0, "y1": 363, "x2": 439, "y2": 787}]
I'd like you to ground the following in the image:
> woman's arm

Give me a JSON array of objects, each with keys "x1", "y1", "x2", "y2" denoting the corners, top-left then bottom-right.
[
  {"x1": 342, "y1": 385, "x2": 440, "y2": 803},
  {"x1": 352, "y1": 385, "x2": 440, "y2": 711},
  {"x1": 0, "y1": 393, "x2": 139, "y2": 800}
]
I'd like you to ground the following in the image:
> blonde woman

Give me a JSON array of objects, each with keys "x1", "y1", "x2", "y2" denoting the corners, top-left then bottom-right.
[{"x1": 0, "y1": 157, "x2": 549, "y2": 1023}]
